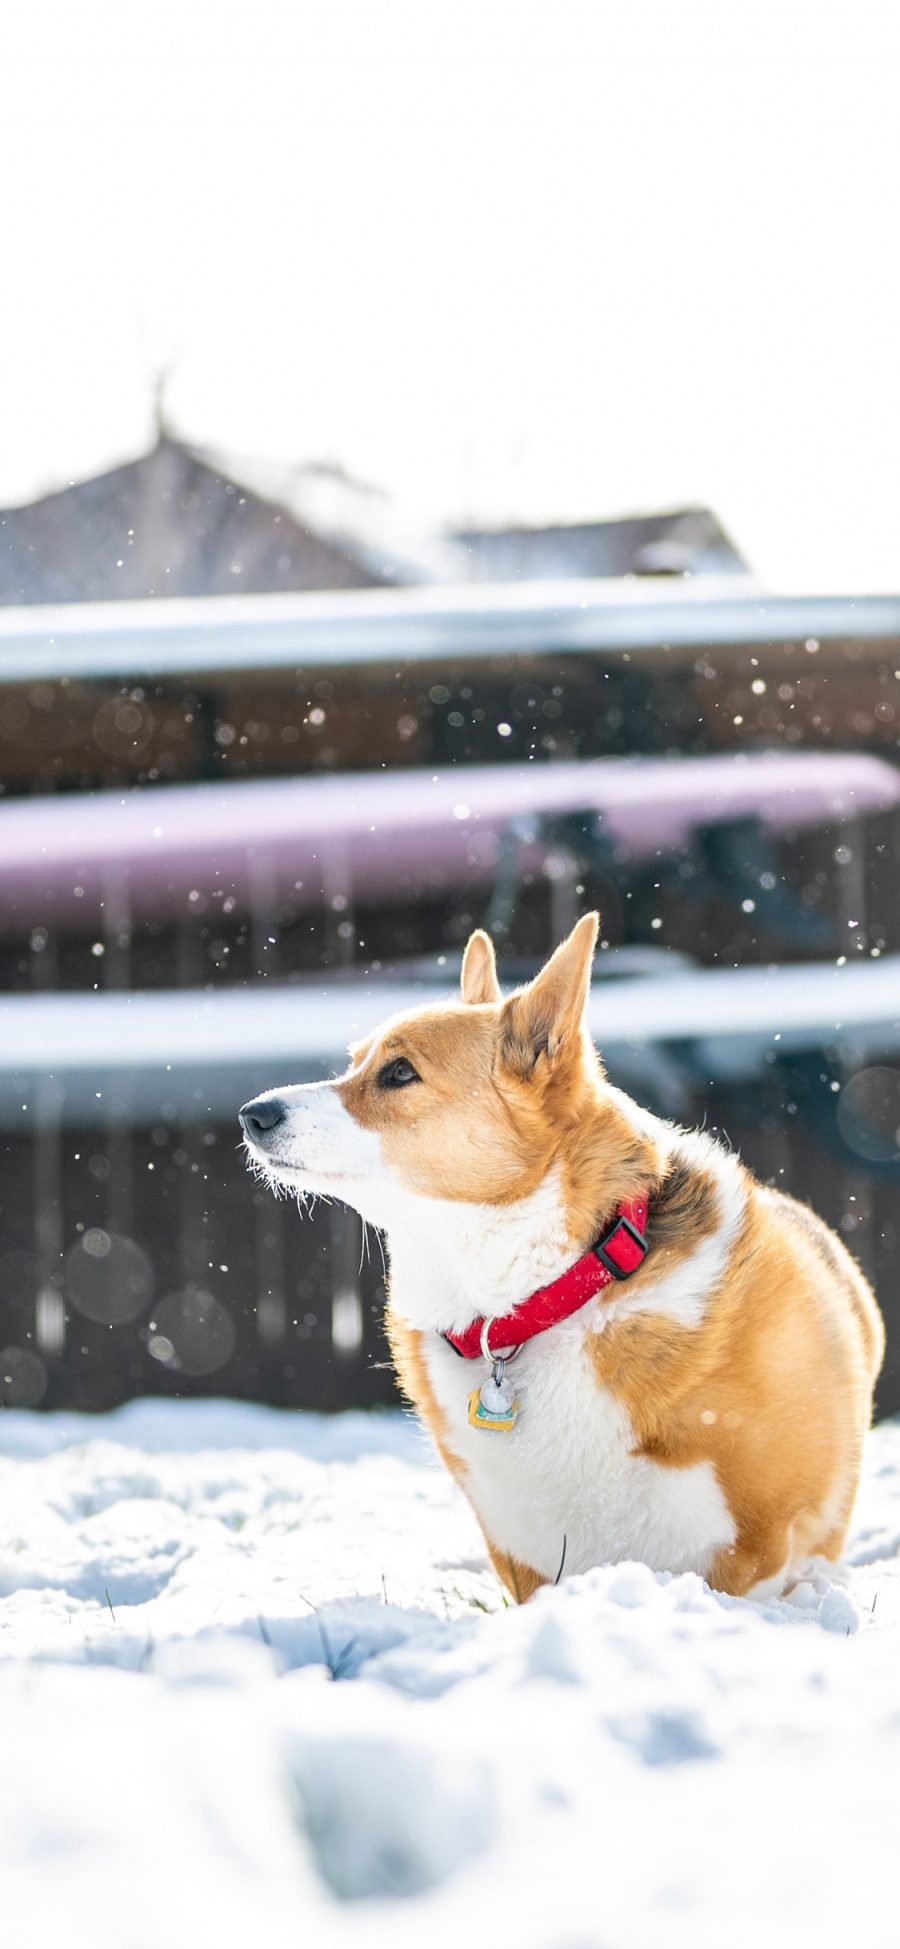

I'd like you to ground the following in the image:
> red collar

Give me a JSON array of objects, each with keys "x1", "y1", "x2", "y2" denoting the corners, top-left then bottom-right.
[{"x1": 442, "y1": 1197, "x2": 649, "y2": 1360}]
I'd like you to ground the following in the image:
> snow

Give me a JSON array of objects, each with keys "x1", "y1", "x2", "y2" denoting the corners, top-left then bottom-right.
[{"x1": 3, "y1": 1399, "x2": 900, "y2": 1947}]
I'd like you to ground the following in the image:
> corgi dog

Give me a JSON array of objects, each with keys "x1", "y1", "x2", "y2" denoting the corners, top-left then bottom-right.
[{"x1": 240, "y1": 915, "x2": 884, "y2": 1601}]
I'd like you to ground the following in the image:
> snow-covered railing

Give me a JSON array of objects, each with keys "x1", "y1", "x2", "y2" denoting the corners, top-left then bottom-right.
[
  {"x1": 1, "y1": 750, "x2": 896, "y2": 929},
  {"x1": 0, "y1": 581, "x2": 897, "y2": 683},
  {"x1": 0, "y1": 955, "x2": 898, "y2": 1126}
]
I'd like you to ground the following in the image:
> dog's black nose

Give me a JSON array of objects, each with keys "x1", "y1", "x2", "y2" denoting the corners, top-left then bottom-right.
[{"x1": 239, "y1": 1096, "x2": 286, "y2": 1139}]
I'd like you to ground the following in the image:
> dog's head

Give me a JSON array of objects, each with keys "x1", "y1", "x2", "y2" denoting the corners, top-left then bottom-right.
[{"x1": 240, "y1": 913, "x2": 644, "y2": 1226}]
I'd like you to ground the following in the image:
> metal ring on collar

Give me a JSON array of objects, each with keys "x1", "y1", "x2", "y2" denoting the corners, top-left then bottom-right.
[
  {"x1": 480, "y1": 1316, "x2": 497, "y2": 1365},
  {"x1": 479, "y1": 1317, "x2": 520, "y2": 1365}
]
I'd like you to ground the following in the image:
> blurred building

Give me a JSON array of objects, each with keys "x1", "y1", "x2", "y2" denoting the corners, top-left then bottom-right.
[
  {"x1": 0, "y1": 436, "x2": 395, "y2": 605},
  {"x1": 449, "y1": 507, "x2": 748, "y2": 582},
  {"x1": 0, "y1": 435, "x2": 750, "y2": 604}
]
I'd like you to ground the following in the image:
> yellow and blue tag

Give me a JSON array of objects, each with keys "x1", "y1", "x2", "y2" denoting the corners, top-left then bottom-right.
[{"x1": 468, "y1": 1388, "x2": 519, "y2": 1433}]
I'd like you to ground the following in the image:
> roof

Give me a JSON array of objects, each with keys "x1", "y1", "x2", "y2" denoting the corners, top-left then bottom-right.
[
  {"x1": 451, "y1": 507, "x2": 748, "y2": 581},
  {"x1": 0, "y1": 437, "x2": 396, "y2": 605},
  {"x1": 0, "y1": 423, "x2": 754, "y2": 604}
]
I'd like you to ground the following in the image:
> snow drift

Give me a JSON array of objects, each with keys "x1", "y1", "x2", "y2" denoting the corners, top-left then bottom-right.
[{"x1": 2, "y1": 1398, "x2": 899, "y2": 1948}]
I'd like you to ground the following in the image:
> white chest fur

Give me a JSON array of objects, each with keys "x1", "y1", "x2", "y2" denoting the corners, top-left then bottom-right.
[
  {"x1": 421, "y1": 1313, "x2": 735, "y2": 1582},
  {"x1": 379, "y1": 1140, "x2": 744, "y2": 1585}
]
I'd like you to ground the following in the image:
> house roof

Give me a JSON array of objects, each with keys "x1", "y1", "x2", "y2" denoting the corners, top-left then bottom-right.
[
  {"x1": 0, "y1": 427, "x2": 751, "y2": 608},
  {"x1": 0, "y1": 437, "x2": 396, "y2": 605},
  {"x1": 451, "y1": 507, "x2": 748, "y2": 581}
]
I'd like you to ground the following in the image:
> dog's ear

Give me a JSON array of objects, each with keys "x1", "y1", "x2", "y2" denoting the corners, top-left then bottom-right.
[
  {"x1": 500, "y1": 913, "x2": 599, "y2": 1076},
  {"x1": 460, "y1": 928, "x2": 501, "y2": 1005}
]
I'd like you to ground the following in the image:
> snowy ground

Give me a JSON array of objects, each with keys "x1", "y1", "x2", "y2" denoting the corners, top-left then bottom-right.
[{"x1": 2, "y1": 1400, "x2": 900, "y2": 1949}]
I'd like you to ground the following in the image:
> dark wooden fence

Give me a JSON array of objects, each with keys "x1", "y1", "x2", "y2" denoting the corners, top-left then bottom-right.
[{"x1": 2, "y1": 1033, "x2": 899, "y2": 1416}]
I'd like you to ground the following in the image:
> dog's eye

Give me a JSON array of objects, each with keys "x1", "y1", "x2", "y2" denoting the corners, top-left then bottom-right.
[{"x1": 378, "y1": 1057, "x2": 421, "y2": 1090}]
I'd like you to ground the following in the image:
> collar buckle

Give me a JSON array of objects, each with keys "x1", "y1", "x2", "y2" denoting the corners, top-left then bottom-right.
[{"x1": 591, "y1": 1213, "x2": 648, "y2": 1280}]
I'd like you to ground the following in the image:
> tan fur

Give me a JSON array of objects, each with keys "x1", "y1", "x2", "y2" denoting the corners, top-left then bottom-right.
[
  {"x1": 335, "y1": 918, "x2": 884, "y2": 1601},
  {"x1": 483, "y1": 1545, "x2": 547, "y2": 1604},
  {"x1": 460, "y1": 929, "x2": 503, "y2": 1006},
  {"x1": 588, "y1": 1168, "x2": 882, "y2": 1594},
  {"x1": 387, "y1": 1310, "x2": 470, "y2": 1490}
]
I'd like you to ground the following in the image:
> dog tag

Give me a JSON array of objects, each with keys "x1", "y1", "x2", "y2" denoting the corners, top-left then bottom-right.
[
  {"x1": 468, "y1": 1387, "x2": 519, "y2": 1432},
  {"x1": 468, "y1": 1361, "x2": 518, "y2": 1433}
]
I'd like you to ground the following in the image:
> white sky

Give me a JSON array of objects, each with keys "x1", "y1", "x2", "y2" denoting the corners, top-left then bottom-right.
[{"x1": 1, "y1": 1, "x2": 898, "y2": 590}]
